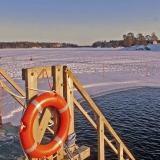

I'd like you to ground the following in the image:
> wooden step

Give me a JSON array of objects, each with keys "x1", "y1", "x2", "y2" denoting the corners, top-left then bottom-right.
[{"x1": 64, "y1": 145, "x2": 90, "y2": 160}]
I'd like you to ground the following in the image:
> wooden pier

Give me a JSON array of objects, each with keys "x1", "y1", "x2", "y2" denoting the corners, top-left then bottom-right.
[{"x1": 0, "y1": 66, "x2": 135, "y2": 160}]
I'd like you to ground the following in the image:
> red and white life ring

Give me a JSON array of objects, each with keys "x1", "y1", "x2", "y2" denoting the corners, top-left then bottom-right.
[{"x1": 19, "y1": 92, "x2": 70, "y2": 158}]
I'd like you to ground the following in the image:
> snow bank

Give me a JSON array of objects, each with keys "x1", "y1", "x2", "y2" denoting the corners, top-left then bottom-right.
[{"x1": 120, "y1": 43, "x2": 160, "y2": 51}]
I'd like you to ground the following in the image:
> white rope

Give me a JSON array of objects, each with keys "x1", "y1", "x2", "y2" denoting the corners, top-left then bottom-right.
[
  {"x1": 0, "y1": 80, "x2": 56, "y2": 99},
  {"x1": 64, "y1": 132, "x2": 82, "y2": 160},
  {"x1": 26, "y1": 87, "x2": 56, "y2": 93},
  {"x1": 5, "y1": 88, "x2": 26, "y2": 99}
]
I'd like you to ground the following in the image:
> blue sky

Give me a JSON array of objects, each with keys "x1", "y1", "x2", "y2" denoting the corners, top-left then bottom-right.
[{"x1": 0, "y1": 0, "x2": 160, "y2": 45}]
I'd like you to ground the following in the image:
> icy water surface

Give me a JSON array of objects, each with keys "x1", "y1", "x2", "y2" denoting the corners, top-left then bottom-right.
[
  {"x1": 75, "y1": 87, "x2": 160, "y2": 160},
  {"x1": 0, "y1": 87, "x2": 160, "y2": 159},
  {"x1": 0, "y1": 123, "x2": 23, "y2": 160}
]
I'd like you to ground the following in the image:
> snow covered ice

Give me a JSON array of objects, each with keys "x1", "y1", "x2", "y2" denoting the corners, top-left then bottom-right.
[{"x1": 0, "y1": 47, "x2": 160, "y2": 126}]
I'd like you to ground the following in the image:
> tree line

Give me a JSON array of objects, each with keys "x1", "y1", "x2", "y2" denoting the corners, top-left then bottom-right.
[
  {"x1": 0, "y1": 41, "x2": 78, "y2": 49},
  {"x1": 92, "y1": 32, "x2": 159, "y2": 48}
]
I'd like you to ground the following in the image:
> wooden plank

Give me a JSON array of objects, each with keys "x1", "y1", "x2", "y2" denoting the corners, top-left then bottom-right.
[
  {"x1": 31, "y1": 108, "x2": 54, "y2": 160},
  {"x1": 24, "y1": 67, "x2": 55, "y2": 160},
  {"x1": 24, "y1": 68, "x2": 38, "y2": 160},
  {"x1": 52, "y1": 65, "x2": 63, "y2": 134},
  {"x1": 118, "y1": 143, "x2": 124, "y2": 160},
  {"x1": 65, "y1": 67, "x2": 135, "y2": 160},
  {"x1": 23, "y1": 68, "x2": 54, "y2": 160},
  {"x1": 0, "y1": 68, "x2": 25, "y2": 97},
  {"x1": 64, "y1": 145, "x2": 90, "y2": 160},
  {"x1": 73, "y1": 98, "x2": 118, "y2": 155},
  {"x1": 22, "y1": 66, "x2": 52, "y2": 80},
  {"x1": 52, "y1": 66, "x2": 63, "y2": 94},
  {"x1": 97, "y1": 115, "x2": 105, "y2": 160},
  {"x1": 37, "y1": 107, "x2": 53, "y2": 143},
  {"x1": 63, "y1": 66, "x2": 74, "y2": 135},
  {"x1": 52, "y1": 65, "x2": 64, "y2": 160},
  {"x1": 0, "y1": 101, "x2": 2, "y2": 127},
  {"x1": 63, "y1": 66, "x2": 75, "y2": 155},
  {"x1": 24, "y1": 68, "x2": 38, "y2": 105}
]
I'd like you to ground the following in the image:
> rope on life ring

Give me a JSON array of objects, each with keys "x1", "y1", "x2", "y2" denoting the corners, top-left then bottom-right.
[{"x1": 19, "y1": 92, "x2": 70, "y2": 158}]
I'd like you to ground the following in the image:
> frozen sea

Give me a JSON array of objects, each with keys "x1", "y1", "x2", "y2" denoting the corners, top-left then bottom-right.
[
  {"x1": 1, "y1": 48, "x2": 160, "y2": 125},
  {"x1": 0, "y1": 48, "x2": 160, "y2": 159}
]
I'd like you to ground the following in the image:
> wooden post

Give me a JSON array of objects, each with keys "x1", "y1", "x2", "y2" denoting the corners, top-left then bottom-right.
[
  {"x1": 63, "y1": 66, "x2": 75, "y2": 155},
  {"x1": 53, "y1": 65, "x2": 64, "y2": 160},
  {"x1": 118, "y1": 143, "x2": 123, "y2": 160},
  {"x1": 24, "y1": 69, "x2": 38, "y2": 105},
  {"x1": 0, "y1": 101, "x2": 2, "y2": 127},
  {"x1": 23, "y1": 67, "x2": 53, "y2": 160},
  {"x1": 97, "y1": 115, "x2": 105, "y2": 160},
  {"x1": 63, "y1": 66, "x2": 74, "y2": 135},
  {"x1": 0, "y1": 74, "x2": 3, "y2": 127},
  {"x1": 24, "y1": 68, "x2": 38, "y2": 160}
]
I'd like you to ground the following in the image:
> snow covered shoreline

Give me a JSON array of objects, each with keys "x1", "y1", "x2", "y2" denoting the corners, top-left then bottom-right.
[
  {"x1": 1, "y1": 48, "x2": 160, "y2": 126},
  {"x1": 120, "y1": 43, "x2": 160, "y2": 51}
]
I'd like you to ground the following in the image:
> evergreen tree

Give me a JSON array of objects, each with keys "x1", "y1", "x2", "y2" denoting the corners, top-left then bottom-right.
[{"x1": 151, "y1": 32, "x2": 158, "y2": 41}]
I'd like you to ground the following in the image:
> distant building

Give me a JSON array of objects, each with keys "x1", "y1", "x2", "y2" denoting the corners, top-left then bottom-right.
[
  {"x1": 147, "y1": 40, "x2": 158, "y2": 44},
  {"x1": 153, "y1": 40, "x2": 157, "y2": 44},
  {"x1": 56, "y1": 44, "x2": 62, "y2": 48}
]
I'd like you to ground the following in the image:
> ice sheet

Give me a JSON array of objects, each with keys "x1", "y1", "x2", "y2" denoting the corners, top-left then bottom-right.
[{"x1": 0, "y1": 48, "x2": 160, "y2": 125}]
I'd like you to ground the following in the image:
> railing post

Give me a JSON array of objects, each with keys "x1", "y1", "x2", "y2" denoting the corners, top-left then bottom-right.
[
  {"x1": 23, "y1": 67, "x2": 54, "y2": 160},
  {"x1": 97, "y1": 115, "x2": 105, "y2": 160},
  {"x1": 0, "y1": 101, "x2": 2, "y2": 127},
  {"x1": 118, "y1": 142, "x2": 123, "y2": 160},
  {"x1": 53, "y1": 65, "x2": 64, "y2": 160},
  {"x1": 24, "y1": 68, "x2": 38, "y2": 160},
  {"x1": 0, "y1": 77, "x2": 2, "y2": 127},
  {"x1": 63, "y1": 66, "x2": 74, "y2": 135}
]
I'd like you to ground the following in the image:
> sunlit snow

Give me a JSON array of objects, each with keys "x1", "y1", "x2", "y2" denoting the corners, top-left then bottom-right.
[{"x1": 0, "y1": 47, "x2": 160, "y2": 125}]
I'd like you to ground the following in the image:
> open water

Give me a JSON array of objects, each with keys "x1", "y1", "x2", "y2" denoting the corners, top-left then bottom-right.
[
  {"x1": 0, "y1": 87, "x2": 160, "y2": 159},
  {"x1": 75, "y1": 87, "x2": 160, "y2": 160}
]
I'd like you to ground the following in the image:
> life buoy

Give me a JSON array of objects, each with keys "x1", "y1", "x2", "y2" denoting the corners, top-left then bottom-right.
[{"x1": 20, "y1": 92, "x2": 70, "y2": 158}]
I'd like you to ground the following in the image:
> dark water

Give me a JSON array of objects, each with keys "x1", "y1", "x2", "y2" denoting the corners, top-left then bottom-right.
[
  {"x1": 0, "y1": 123, "x2": 23, "y2": 160},
  {"x1": 0, "y1": 87, "x2": 160, "y2": 159},
  {"x1": 75, "y1": 87, "x2": 160, "y2": 160}
]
